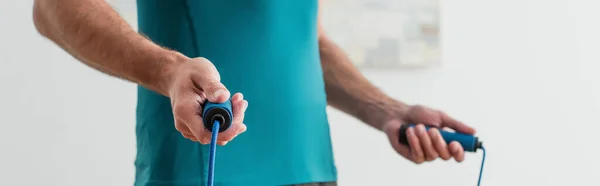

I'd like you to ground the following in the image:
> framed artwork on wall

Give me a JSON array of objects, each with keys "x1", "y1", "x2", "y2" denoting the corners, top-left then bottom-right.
[{"x1": 320, "y1": 0, "x2": 441, "y2": 68}]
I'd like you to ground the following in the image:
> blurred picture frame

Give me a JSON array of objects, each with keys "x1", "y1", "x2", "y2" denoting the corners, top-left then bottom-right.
[{"x1": 320, "y1": 0, "x2": 441, "y2": 69}]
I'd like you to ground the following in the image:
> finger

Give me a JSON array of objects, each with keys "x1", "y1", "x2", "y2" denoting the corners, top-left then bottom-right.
[
  {"x1": 185, "y1": 134, "x2": 199, "y2": 142},
  {"x1": 216, "y1": 99, "x2": 248, "y2": 143},
  {"x1": 406, "y1": 127, "x2": 425, "y2": 164},
  {"x1": 231, "y1": 92, "x2": 243, "y2": 103},
  {"x1": 439, "y1": 111, "x2": 475, "y2": 134},
  {"x1": 232, "y1": 99, "x2": 248, "y2": 124},
  {"x1": 198, "y1": 131, "x2": 212, "y2": 144},
  {"x1": 175, "y1": 121, "x2": 196, "y2": 140},
  {"x1": 429, "y1": 128, "x2": 451, "y2": 160},
  {"x1": 449, "y1": 141, "x2": 465, "y2": 162},
  {"x1": 173, "y1": 94, "x2": 211, "y2": 144},
  {"x1": 175, "y1": 121, "x2": 195, "y2": 139},
  {"x1": 182, "y1": 130, "x2": 196, "y2": 141},
  {"x1": 382, "y1": 120, "x2": 412, "y2": 159},
  {"x1": 416, "y1": 124, "x2": 438, "y2": 161},
  {"x1": 217, "y1": 124, "x2": 246, "y2": 146},
  {"x1": 185, "y1": 134, "x2": 196, "y2": 141},
  {"x1": 237, "y1": 123, "x2": 247, "y2": 135},
  {"x1": 179, "y1": 128, "x2": 194, "y2": 139}
]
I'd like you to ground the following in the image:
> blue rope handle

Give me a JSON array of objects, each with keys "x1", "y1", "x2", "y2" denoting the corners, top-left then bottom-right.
[
  {"x1": 202, "y1": 100, "x2": 232, "y2": 186},
  {"x1": 207, "y1": 120, "x2": 220, "y2": 186}
]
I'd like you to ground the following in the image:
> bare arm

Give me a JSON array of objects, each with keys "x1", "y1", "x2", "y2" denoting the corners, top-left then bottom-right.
[
  {"x1": 318, "y1": 34, "x2": 407, "y2": 130},
  {"x1": 33, "y1": 0, "x2": 188, "y2": 96},
  {"x1": 317, "y1": 2, "x2": 476, "y2": 163}
]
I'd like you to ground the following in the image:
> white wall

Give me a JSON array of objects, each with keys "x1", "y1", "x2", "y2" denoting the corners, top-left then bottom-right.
[{"x1": 1, "y1": 0, "x2": 599, "y2": 186}]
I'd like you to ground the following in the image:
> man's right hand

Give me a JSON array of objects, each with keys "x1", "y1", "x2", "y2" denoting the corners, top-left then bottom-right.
[
  {"x1": 33, "y1": 0, "x2": 247, "y2": 145},
  {"x1": 166, "y1": 57, "x2": 248, "y2": 145}
]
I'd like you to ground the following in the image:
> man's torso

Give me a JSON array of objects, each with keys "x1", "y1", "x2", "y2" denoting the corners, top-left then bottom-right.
[{"x1": 134, "y1": 0, "x2": 336, "y2": 185}]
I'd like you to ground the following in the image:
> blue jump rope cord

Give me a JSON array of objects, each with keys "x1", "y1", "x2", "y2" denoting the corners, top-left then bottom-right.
[
  {"x1": 205, "y1": 121, "x2": 487, "y2": 186},
  {"x1": 207, "y1": 120, "x2": 220, "y2": 186},
  {"x1": 477, "y1": 146, "x2": 486, "y2": 186}
]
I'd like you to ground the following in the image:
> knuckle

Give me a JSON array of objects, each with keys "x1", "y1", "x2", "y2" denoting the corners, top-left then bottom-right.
[{"x1": 197, "y1": 57, "x2": 209, "y2": 62}]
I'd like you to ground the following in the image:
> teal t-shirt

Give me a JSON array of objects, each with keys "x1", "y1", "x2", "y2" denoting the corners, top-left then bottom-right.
[{"x1": 134, "y1": 0, "x2": 337, "y2": 185}]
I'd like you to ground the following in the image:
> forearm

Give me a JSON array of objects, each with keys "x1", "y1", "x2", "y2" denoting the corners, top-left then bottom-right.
[
  {"x1": 319, "y1": 37, "x2": 407, "y2": 129},
  {"x1": 33, "y1": 0, "x2": 187, "y2": 96}
]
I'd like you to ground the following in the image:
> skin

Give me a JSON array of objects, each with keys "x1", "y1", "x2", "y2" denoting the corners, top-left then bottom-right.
[{"x1": 33, "y1": 0, "x2": 475, "y2": 164}]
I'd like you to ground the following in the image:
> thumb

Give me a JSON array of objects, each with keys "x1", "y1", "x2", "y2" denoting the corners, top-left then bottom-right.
[
  {"x1": 190, "y1": 58, "x2": 231, "y2": 103},
  {"x1": 202, "y1": 81, "x2": 230, "y2": 103}
]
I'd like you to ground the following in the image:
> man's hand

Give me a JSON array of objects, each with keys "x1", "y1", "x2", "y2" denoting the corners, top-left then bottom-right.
[
  {"x1": 382, "y1": 105, "x2": 476, "y2": 164},
  {"x1": 167, "y1": 57, "x2": 248, "y2": 145},
  {"x1": 315, "y1": 6, "x2": 476, "y2": 164},
  {"x1": 32, "y1": 0, "x2": 247, "y2": 145}
]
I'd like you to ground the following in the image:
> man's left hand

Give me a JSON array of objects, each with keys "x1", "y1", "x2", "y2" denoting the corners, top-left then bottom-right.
[{"x1": 381, "y1": 105, "x2": 476, "y2": 164}]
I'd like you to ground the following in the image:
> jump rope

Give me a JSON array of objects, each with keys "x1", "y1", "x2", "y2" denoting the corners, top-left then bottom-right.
[{"x1": 201, "y1": 100, "x2": 486, "y2": 186}]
